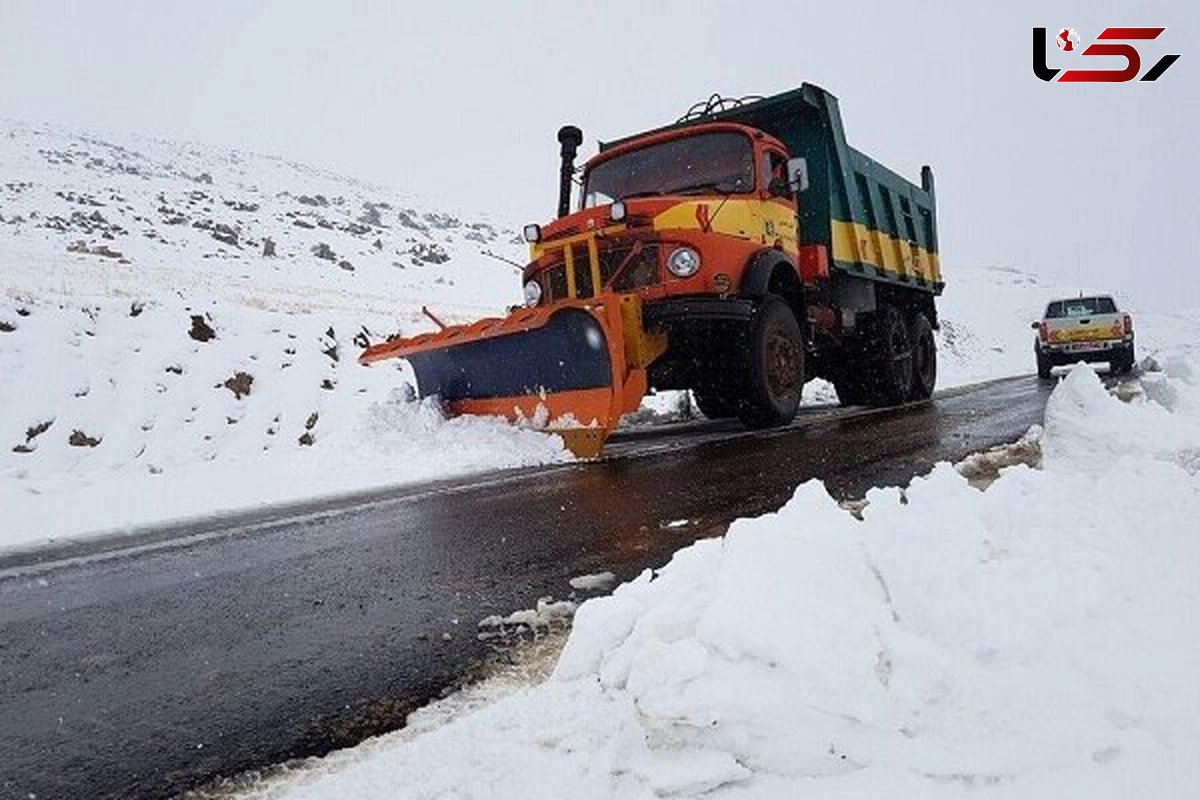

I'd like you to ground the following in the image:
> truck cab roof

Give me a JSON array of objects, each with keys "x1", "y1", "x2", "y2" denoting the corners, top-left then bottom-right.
[{"x1": 584, "y1": 122, "x2": 786, "y2": 172}]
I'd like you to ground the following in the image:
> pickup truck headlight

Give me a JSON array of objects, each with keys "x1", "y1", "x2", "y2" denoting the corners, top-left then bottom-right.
[
  {"x1": 666, "y1": 246, "x2": 701, "y2": 278},
  {"x1": 523, "y1": 280, "x2": 542, "y2": 307}
]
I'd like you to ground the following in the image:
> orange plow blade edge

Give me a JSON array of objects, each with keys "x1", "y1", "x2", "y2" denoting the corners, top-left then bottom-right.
[{"x1": 359, "y1": 297, "x2": 666, "y2": 458}]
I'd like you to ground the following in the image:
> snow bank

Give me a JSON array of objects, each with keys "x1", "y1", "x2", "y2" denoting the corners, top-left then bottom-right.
[
  {"x1": 259, "y1": 358, "x2": 1200, "y2": 799},
  {"x1": 0, "y1": 117, "x2": 565, "y2": 551},
  {"x1": 0, "y1": 275, "x2": 568, "y2": 550}
]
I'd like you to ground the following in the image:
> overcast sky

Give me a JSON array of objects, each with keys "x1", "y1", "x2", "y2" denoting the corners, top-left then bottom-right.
[{"x1": 2, "y1": 0, "x2": 1197, "y2": 309}]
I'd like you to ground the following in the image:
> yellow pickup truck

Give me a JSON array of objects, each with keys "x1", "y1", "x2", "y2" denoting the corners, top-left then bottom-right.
[{"x1": 1033, "y1": 295, "x2": 1135, "y2": 379}]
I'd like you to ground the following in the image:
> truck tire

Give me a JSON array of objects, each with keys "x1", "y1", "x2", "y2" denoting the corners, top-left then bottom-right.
[
  {"x1": 862, "y1": 305, "x2": 913, "y2": 406},
  {"x1": 1111, "y1": 347, "x2": 1135, "y2": 375},
  {"x1": 692, "y1": 384, "x2": 739, "y2": 420},
  {"x1": 908, "y1": 312, "x2": 937, "y2": 400},
  {"x1": 832, "y1": 369, "x2": 871, "y2": 406},
  {"x1": 1036, "y1": 349, "x2": 1052, "y2": 379},
  {"x1": 736, "y1": 296, "x2": 804, "y2": 428}
]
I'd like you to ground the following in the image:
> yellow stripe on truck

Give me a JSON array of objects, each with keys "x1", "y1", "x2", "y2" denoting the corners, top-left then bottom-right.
[
  {"x1": 652, "y1": 200, "x2": 800, "y2": 257},
  {"x1": 535, "y1": 203, "x2": 940, "y2": 288},
  {"x1": 831, "y1": 219, "x2": 941, "y2": 284}
]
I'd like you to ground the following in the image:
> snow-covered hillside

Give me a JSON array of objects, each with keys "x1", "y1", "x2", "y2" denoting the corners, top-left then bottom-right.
[
  {"x1": 0, "y1": 120, "x2": 563, "y2": 548},
  {"x1": 2, "y1": 119, "x2": 1196, "y2": 550},
  {"x1": 0, "y1": 119, "x2": 525, "y2": 310}
]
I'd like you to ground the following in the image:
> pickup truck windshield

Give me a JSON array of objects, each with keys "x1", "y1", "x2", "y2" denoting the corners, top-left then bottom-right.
[
  {"x1": 1046, "y1": 297, "x2": 1118, "y2": 318},
  {"x1": 583, "y1": 132, "x2": 755, "y2": 208}
]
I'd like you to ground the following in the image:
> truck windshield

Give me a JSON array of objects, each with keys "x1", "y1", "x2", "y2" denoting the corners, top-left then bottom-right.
[
  {"x1": 1046, "y1": 297, "x2": 1118, "y2": 318},
  {"x1": 582, "y1": 131, "x2": 755, "y2": 208}
]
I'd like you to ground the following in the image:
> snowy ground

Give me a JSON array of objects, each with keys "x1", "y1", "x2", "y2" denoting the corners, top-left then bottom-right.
[
  {"x1": 0, "y1": 253, "x2": 568, "y2": 547},
  {"x1": 217, "y1": 354, "x2": 1200, "y2": 800},
  {"x1": 0, "y1": 121, "x2": 564, "y2": 550},
  {"x1": 3, "y1": 119, "x2": 1196, "y2": 552}
]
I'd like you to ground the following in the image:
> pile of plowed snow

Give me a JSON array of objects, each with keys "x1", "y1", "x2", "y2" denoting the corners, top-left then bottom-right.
[{"x1": 249, "y1": 356, "x2": 1200, "y2": 799}]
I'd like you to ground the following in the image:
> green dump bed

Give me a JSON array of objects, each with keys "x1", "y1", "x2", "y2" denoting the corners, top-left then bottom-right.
[{"x1": 601, "y1": 83, "x2": 942, "y2": 294}]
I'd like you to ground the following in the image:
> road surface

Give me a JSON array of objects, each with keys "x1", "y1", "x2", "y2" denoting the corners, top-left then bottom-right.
[{"x1": 0, "y1": 375, "x2": 1053, "y2": 799}]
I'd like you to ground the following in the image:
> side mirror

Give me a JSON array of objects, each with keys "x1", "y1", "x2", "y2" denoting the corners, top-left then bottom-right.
[
  {"x1": 1031, "y1": 321, "x2": 1041, "y2": 330},
  {"x1": 786, "y1": 157, "x2": 809, "y2": 192}
]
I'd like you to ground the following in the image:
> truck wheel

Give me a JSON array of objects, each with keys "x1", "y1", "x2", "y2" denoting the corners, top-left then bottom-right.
[
  {"x1": 692, "y1": 384, "x2": 738, "y2": 420},
  {"x1": 863, "y1": 305, "x2": 913, "y2": 406},
  {"x1": 908, "y1": 312, "x2": 937, "y2": 400},
  {"x1": 1036, "y1": 350, "x2": 1052, "y2": 379},
  {"x1": 736, "y1": 297, "x2": 804, "y2": 428},
  {"x1": 1111, "y1": 347, "x2": 1135, "y2": 375},
  {"x1": 832, "y1": 370, "x2": 870, "y2": 406}
]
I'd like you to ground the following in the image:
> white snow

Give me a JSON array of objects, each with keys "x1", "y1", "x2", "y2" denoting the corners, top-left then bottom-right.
[
  {"x1": 569, "y1": 572, "x2": 617, "y2": 592},
  {"x1": 478, "y1": 598, "x2": 578, "y2": 632},
  {"x1": 238, "y1": 355, "x2": 1200, "y2": 799},
  {"x1": 0, "y1": 122, "x2": 572, "y2": 551}
]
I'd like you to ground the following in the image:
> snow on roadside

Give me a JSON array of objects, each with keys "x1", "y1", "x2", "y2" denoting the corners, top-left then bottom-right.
[
  {"x1": 0, "y1": 120, "x2": 567, "y2": 552},
  {"x1": 0, "y1": 263, "x2": 569, "y2": 551},
  {"x1": 242, "y1": 356, "x2": 1200, "y2": 799}
]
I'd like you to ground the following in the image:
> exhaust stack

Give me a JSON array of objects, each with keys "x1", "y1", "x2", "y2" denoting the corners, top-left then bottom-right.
[{"x1": 557, "y1": 125, "x2": 583, "y2": 218}]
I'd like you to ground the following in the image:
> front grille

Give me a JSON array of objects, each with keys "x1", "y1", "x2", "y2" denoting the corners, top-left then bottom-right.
[
  {"x1": 544, "y1": 265, "x2": 568, "y2": 301},
  {"x1": 571, "y1": 243, "x2": 593, "y2": 299},
  {"x1": 536, "y1": 240, "x2": 660, "y2": 301},
  {"x1": 611, "y1": 244, "x2": 659, "y2": 292}
]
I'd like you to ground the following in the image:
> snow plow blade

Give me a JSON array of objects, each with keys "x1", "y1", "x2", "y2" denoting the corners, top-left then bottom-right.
[{"x1": 359, "y1": 297, "x2": 666, "y2": 458}]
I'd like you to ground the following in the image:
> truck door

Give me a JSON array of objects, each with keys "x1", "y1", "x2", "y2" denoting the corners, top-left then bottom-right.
[{"x1": 761, "y1": 149, "x2": 799, "y2": 256}]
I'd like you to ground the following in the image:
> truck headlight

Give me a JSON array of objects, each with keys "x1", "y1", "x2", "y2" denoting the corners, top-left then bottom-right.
[
  {"x1": 666, "y1": 246, "x2": 701, "y2": 277},
  {"x1": 523, "y1": 224, "x2": 541, "y2": 243},
  {"x1": 610, "y1": 200, "x2": 626, "y2": 222},
  {"x1": 523, "y1": 280, "x2": 542, "y2": 307}
]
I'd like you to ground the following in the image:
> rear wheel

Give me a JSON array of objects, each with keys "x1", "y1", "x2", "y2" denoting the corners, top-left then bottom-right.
[
  {"x1": 735, "y1": 297, "x2": 804, "y2": 428},
  {"x1": 832, "y1": 369, "x2": 870, "y2": 406},
  {"x1": 908, "y1": 312, "x2": 937, "y2": 400},
  {"x1": 692, "y1": 384, "x2": 739, "y2": 420},
  {"x1": 1111, "y1": 347, "x2": 1135, "y2": 375},
  {"x1": 863, "y1": 305, "x2": 913, "y2": 406},
  {"x1": 1036, "y1": 349, "x2": 1052, "y2": 379}
]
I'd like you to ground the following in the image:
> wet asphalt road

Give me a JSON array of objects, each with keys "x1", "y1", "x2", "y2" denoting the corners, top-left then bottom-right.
[{"x1": 0, "y1": 375, "x2": 1054, "y2": 799}]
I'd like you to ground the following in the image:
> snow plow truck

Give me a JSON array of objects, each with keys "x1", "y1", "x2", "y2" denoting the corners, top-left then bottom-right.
[{"x1": 361, "y1": 84, "x2": 943, "y2": 457}]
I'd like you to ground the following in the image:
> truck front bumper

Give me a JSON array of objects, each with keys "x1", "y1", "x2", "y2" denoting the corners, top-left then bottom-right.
[{"x1": 643, "y1": 296, "x2": 757, "y2": 329}]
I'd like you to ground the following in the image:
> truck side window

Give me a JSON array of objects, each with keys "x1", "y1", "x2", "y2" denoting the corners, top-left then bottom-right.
[{"x1": 765, "y1": 151, "x2": 791, "y2": 199}]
